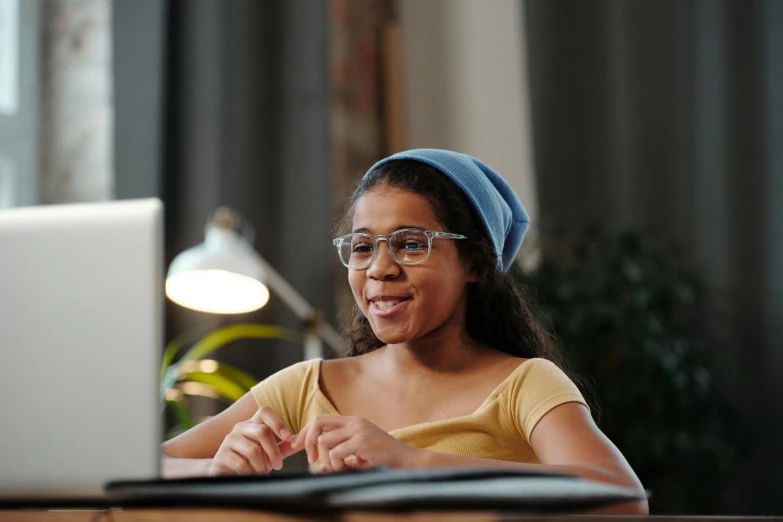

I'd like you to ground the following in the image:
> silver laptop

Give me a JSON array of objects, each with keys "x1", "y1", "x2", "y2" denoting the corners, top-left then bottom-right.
[{"x1": 0, "y1": 199, "x2": 163, "y2": 499}]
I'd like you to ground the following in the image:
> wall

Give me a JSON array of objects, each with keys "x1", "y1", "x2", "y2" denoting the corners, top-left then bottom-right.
[{"x1": 397, "y1": 0, "x2": 539, "y2": 262}]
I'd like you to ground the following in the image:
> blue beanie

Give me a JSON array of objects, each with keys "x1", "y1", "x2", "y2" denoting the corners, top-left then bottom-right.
[{"x1": 365, "y1": 149, "x2": 530, "y2": 272}]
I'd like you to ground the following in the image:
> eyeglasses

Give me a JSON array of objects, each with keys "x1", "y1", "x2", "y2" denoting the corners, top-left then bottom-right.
[{"x1": 332, "y1": 228, "x2": 467, "y2": 270}]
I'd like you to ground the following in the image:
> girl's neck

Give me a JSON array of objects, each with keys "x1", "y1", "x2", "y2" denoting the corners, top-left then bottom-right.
[{"x1": 377, "y1": 324, "x2": 492, "y2": 375}]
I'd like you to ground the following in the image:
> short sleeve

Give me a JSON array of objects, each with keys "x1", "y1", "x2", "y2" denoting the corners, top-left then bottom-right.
[
  {"x1": 506, "y1": 359, "x2": 588, "y2": 442},
  {"x1": 250, "y1": 359, "x2": 319, "y2": 434}
]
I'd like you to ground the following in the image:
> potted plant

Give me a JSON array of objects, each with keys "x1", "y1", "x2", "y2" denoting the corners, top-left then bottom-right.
[
  {"x1": 516, "y1": 225, "x2": 744, "y2": 513},
  {"x1": 160, "y1": 324, "x2": 304, "y2": 436}
]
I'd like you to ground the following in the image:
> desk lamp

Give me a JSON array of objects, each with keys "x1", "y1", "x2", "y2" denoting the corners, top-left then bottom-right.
[{"x1": 166, "y1": 207, "x2": 344, "y2": 359}]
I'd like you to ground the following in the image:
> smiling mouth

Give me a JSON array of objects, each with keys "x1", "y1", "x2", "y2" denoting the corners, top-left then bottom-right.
[
  {"x1": 372, "y1": 297, "x2": 410, "y2": 309},
  {"x1": 369, "y1": 296, "x2": 412, "y2": 315}
]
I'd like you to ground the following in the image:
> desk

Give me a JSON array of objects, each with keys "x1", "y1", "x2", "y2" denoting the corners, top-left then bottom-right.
[{"x1": 0, "y1": 511, "x2": 778, "y2": 522}]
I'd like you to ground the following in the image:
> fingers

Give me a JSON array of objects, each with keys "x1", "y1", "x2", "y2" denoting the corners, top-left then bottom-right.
[
  {"x1": 317, "y1": 429, "x2": 353, "y2": 473},
  {"x1": 305, "y1": 424, "x2": 336, "y2": 465},
  {"x1": 290, "y1": 415, "x2": 346, "y2": 450},
  {"x1": 353, "y1": 456, "x2": 373, "y2": 470},
  {"x1": 237, "y1": 406, "x2": 296, "y2": 471},
  {"x1": 226, "y1": 450, "x2": 252, "y2": 475},
  {"x1": 302, "y1": 424, "x2": 320, "y2": 465},
  {"x1": 320, "y1": 435, "x2": 341, "y2": 473},
  {"x1": 288, "y1": 422, "x2": 317, "y2": 463},
  {"x1": 327, "y1": 436, "x2": 357, "y2": 465},
  {"x1": 209, "y1": 453, "x2": 240, "y2": 476},
  {"x1": 241, "y1": 423, "x2": 283, "y2": 469},
  {"x1": 222, "y1": 425, "x2": 272, "y2": 474},
  {"x1": 291, "y1": 415, "x2": 347, "y2": 464},
  {"x1": 290, "y1": 423, "x2": 310, "y2": 452},
  {"x1": 251, "y1": 406, "x2": 293, "y2": 441},
  {"x1": 230, "y1": 433, "x2": 271, "y2": 474},
  {"x1": 278, "y1": 439, "x2": 299, "y2": 460},
  {"x1": 211, "y1": 448, "x2": 254, "y2": 476},
  {"x1": 212, "y1": 418, "x2": 290, "y2": 476}
]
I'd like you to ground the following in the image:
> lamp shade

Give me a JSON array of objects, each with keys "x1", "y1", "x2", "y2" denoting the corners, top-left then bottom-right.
[{"x1": 166, "y1": 224, "x2": 270, "y2": 314}]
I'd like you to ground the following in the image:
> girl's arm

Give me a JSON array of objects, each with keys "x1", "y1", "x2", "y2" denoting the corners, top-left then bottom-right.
[
  {"x1": 160, "y1": 392, "x2": 259, "y2": 477},
  {"x1": 410, "y1": 403, "x2": 648, "y2": 515}
]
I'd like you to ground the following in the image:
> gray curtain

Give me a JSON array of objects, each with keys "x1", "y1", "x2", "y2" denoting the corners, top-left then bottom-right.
[
  {"x1": 162, "y1": 0, "x2": 334, "y2": 378},
  {"x1": 114, "y1": 0, "x2": 334, "y2": 424},
  {"x1": 525, "y1": 0, "x2": 783, "y2": 514}
]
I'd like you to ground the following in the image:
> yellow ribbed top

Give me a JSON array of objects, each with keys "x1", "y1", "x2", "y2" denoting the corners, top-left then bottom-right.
[{"x1": 251, "y1": 358, "x2": 586, "y2": 465}]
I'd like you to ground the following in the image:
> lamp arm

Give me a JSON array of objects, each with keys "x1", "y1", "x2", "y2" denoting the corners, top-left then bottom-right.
[
  {"x1": 253, "y1": 251, "x2": 314, "y2": 319},
  {"x1": 252, "y1": 250, "x2": 347, "y2": 356}
]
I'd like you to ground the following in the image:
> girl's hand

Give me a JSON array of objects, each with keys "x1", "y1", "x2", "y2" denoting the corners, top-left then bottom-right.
[
  {"x1": 291, "y1": 415, "x2": 422, "y2": 473},
  {"x1": 209, "y1": 406, "x2": 296, "y2": 476}
]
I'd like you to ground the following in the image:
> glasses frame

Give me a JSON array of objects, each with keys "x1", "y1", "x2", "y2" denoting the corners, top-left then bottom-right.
[{"x1": 332, "y1": 228, "x2": 467, "y2": 270}]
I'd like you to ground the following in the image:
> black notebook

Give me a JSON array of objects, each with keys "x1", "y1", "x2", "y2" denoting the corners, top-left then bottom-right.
[{"x1": 105, "y1": 467, "x2": 647, "y2": 512}]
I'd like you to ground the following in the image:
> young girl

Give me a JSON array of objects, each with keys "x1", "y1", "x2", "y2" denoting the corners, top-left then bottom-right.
[{"x1": 162, "y1": 149, "x2": 647, "y2": 514}]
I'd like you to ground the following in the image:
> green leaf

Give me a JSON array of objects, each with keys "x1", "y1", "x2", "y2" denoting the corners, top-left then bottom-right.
[
  {"x1": 160, "y1": 325, "x2": 213, "y2": 381},
  {"x1": 179, "y1": 370, "x2": 249, "y2": 403},
  {"x1": 209, "y1": 361, "x2": 258, "y2": 390},
  {"x1": 181, "y1": 324, "x2": 303, "y2": 363},
  {"x1": 161, "y1": 361, "x2": 258, "y2": 403}
]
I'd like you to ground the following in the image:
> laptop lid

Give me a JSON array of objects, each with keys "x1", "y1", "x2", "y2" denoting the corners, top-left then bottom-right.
[{"x1": 0, "y1": 199, "x2": 163, "y2": 498}]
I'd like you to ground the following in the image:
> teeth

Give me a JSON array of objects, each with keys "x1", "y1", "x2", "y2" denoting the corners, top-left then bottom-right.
[{"x1": 375, "y1": 299, "x2": 401, "y2": 309}]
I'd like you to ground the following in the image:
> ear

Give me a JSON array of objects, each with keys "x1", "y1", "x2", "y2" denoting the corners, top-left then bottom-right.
[{"x1": 465, "y1": 264, "x2": 478, "y2": 283}]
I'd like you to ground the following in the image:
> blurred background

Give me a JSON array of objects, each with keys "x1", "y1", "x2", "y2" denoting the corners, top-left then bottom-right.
[{"x1": 1, "y1": 0, "x2": 781, "y2": 515}]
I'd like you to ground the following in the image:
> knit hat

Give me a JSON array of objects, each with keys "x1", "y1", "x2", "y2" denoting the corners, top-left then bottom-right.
[{"x1": 365, "y1": 149, "x2": 529, "y2": 272}]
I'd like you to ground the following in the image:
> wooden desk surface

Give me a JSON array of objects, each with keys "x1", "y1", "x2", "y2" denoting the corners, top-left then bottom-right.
[{"x1": 1, "y1": 510, "x2": 779, "y2": 522}]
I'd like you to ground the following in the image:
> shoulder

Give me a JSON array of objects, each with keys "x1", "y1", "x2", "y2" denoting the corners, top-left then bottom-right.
[
  {"x1": 321, "y1": 354, "x2": 364, "y2": 375},
  {"x1": 503, "y1": 358, "x2": 587, "y2": 440},
  {"x1": 249, "y1": 359, "x2": 322, "y2": 433},
  {"x1": 515, "y1": 358, "x2": 575, "y2": 383},
  {"x1": 251, "y1": 359, "x2": 321, "y2": 405},
  {"x1": 320, "y1": 353, "x2": 371, "y2": 396},
  {"x1": 267, "y1": 358, "x2": 320, "y2": 383}
]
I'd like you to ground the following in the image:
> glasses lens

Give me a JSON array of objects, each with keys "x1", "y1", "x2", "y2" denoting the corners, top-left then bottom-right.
[
  {"x1": 390, "y1": 230, "x2": 430, "y2": 265},
  {"x1": 340, "y1": 234, "x2": 375, "y2": 269}
]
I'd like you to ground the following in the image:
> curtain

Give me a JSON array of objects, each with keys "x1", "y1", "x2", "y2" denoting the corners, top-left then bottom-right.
[
  {"x1": 114, "y1": 0, "x2": 334, "y2": 440},
  {"x1": 161, "y1": 0, "x2": 334, "y2": 384}
]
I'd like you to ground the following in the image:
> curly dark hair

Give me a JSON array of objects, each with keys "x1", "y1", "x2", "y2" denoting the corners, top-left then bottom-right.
[{"x1": 336, "y1": 160, "x2": 572, "y2": 375}]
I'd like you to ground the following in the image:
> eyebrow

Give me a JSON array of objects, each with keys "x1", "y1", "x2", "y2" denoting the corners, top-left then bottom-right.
[{"x1": 351, "y1": 226, "x2": 426, "y2": 234}]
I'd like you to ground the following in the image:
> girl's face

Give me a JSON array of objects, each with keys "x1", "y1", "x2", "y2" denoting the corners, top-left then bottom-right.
[{"x1": 348, "y1": 186, "x2": 476, "y2": 345}]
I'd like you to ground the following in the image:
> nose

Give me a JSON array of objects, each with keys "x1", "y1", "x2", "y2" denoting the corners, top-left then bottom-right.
[{"x1": 365, "y1": 239, "x2": 401, "y2": 280}]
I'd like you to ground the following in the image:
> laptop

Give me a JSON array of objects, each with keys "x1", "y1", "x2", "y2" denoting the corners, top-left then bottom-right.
[{"x1": 0, "y1": 199, "x2": 163, "y2": 500}]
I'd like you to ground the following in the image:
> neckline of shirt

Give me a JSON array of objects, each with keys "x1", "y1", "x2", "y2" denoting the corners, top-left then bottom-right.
[{"x1": 310, "y1": 357, "x2": 539, "y2": 434}]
